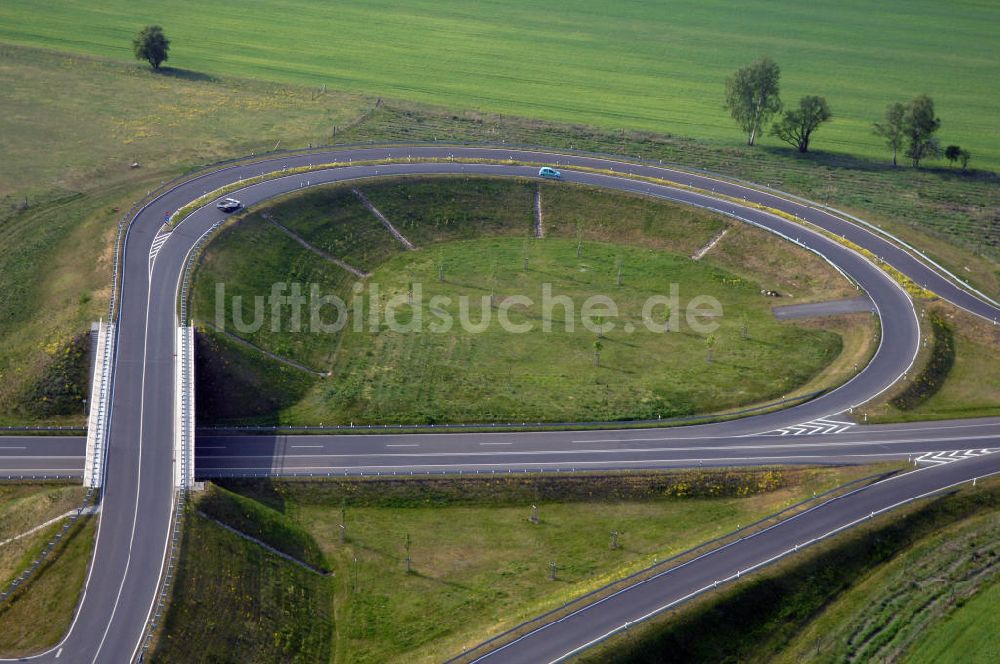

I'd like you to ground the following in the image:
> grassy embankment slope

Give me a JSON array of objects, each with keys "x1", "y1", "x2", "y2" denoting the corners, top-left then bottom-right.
[
  {"x1": 0, "y1": 483, "x2": 93, "y2": 657},
  {"x1": 578, "y1": 474, "x2": 1000, "y2": 664},
  {"x1": 190, "y1": 178, "x2": 871, "y2": 425},
  {"x1": 2, "y1": 0, "x2": 997, "y2": 169},
  {"x1": 152, "y1": 465, "x2": 888, "y2": 663}
]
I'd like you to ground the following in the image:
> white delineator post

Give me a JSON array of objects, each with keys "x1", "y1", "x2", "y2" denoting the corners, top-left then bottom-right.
[
  {"x1": 84, "y1": 320, "x2": 114, "y2": 488},
  {"x1": 174, "y1": 327, "x2": 195, "y2": 489}
]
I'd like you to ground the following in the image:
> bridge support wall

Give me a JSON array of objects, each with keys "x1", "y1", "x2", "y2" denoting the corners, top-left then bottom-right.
[{"x1": 83, "y1": 320, "x2": 114, "y2": 488}]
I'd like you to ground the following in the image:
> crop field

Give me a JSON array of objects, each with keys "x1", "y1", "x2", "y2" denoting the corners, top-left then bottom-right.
[{"x1": 1, "y1": 1, "x2": 998, "y2": 168}]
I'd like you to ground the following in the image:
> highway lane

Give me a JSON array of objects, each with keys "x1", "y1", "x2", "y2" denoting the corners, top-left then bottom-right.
[
  {"x1": 0, "y1": 433, "x2": 83, "y2": 479},
  {"x1": 194, "y1": 418, "x2": 1000, "y2": 476},
  {"x1": 4, "y1": 419, "x2": 1000, "y2": 478},
  {"x1": 2, "y1": 145, "x2": 999, "y2": 663}
]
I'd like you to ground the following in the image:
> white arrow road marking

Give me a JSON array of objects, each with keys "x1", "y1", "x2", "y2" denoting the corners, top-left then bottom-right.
[
  {"x1": 757, "y1": 417, "x2": 855, "y2": 437},
  {"x1": 148, "y1": 232, "x2": 171, "y2": 278},
  {"x1": 914, "y1": 449, "x2": 993, "y2": 466}
]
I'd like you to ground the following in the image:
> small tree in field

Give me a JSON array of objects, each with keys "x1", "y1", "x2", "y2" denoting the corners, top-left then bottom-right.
[
  {"x1": 133, "y1": 25, "x2": 170, "y2": 70},
  {"x1": 724, "y1": 58, "x2": 782, "y2": 146},
  {"x1": 873, "y1": 102, "x2": 906, "y2": 167},
  {"x1": 771, "y1": 96, "x2": 831, "y2": 153},
  {"x1": 945, "y1": 145, "x2": 972, "y2": 172},
  {"x1": 903, "y1": 95, "x2": 941, "y2": 168}
]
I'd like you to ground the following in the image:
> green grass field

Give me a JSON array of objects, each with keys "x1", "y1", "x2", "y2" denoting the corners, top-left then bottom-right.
[
  {"x1": 154, "y1": 466, "x2": 883, "y2": 663},
  {"x1": 191, "y1": 178, "x2": 869, "y2": 425},
  {"x1": 1, "y1": 1, "x2": 998, "y2": 169},
  {"x1": 906, "y1": 577, "x2": 1000, "y2": 664}
]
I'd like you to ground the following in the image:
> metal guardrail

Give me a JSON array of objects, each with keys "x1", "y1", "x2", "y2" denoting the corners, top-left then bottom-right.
[
  {"x1": 0, "y1": 426, "x2": 85, "y2": 432},
  {"x1": 176, "y1": 328, "x2": 195, "y2": 490}
]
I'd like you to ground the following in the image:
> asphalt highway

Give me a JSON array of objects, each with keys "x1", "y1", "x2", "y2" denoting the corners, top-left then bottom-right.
[
  {"x1": 2, "y1": 146, "x2": 999, "y2": 663},
  {"x1": 3, "y1": 419, "x2": 999, "y2": 479}
]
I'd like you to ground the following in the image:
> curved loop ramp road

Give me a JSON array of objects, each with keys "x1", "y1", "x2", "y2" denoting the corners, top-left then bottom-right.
[{"x1": 3, "y1": 146, "x2": 999, "y2": 663}]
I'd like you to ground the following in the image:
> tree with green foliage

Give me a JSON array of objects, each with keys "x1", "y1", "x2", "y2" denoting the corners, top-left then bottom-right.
[
  {"x1": 959, "y1": 149, "x2": 972, "y2": 172},
  {"x1": 724, "y1": 58, "x2": 782, "y2": 146},
  {"x1": 771, "y1": 95, "x2": 831, "y2": 153},
  {"x1": 593, "y1": 339, "x2": 603, "y2": 367},
  {"x1": 945, "y1": 145, "x2": 972, "y2": 172},
  {"x1": 903, "y1": 95, "x2": 941, "y2": 168},
  {"x1": 133, "y1": 25, "x2": 170, "y2": 70},
  {"x1": 873, "y1": 102, "x2": 906, "y2": 167}
]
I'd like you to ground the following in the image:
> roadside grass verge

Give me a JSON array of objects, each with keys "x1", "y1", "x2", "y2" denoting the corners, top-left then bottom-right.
[
  {"x1": 336, "y1": 103, "x2": 1000, "y2": 298},
  {"x1": 150, "y1": 509, "x2": 333, "y2": 664},
  {"x1": 577, "y1": 474, "x2": 1000, "y2": 664},
  {"x1": 0, "y1": 516, "x2": 95, "y2": 657},
  {"x1": 176, "y1": 465, "x2": 891, "y2": 663},
  {"x1": 0, "y1": 483, "x2": 87, "y2": 546},
  {"x1": 192, "y1": 178, "x2": 869, "y2": 426},
  {"x1": 863, "y1": 301, "x2": 1000, "y2": 423}
]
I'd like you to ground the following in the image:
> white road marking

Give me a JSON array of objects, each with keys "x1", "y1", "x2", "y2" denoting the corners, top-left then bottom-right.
[
  {"x1": 914, "y1": 449, "x2": 993, "y2": 466},
  {"x1": 147, "y1": 232, "x2": 171, "y2": 277},
  {"x1": 386, "y1": 444, "x2": 419, "y2": 448},
  {"x1": 757, "y1": 417, "x2": 856, "y2": 437},
  {"x1": 572, "y1": 419, "x2": 1000, "y2": 444}
]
